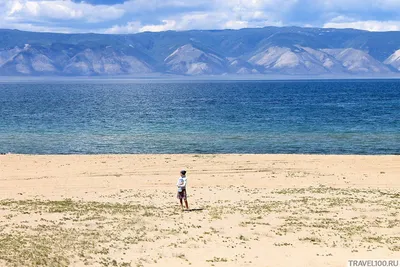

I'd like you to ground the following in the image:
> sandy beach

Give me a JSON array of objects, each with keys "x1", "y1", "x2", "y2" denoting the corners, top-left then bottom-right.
[{"x1": 0, "y1": 154, "x2": 399, "y2": 267}]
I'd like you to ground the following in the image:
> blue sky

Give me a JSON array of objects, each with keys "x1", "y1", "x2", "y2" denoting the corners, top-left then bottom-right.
[{"x1": 1, "y1": 0, "x2": 400, "y2": 33}]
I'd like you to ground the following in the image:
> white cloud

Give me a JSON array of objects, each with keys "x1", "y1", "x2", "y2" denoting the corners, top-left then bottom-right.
[
  {"x1": 5, "y1": 0, "x2": 125, "y2": 23},
  {"x1": 140, "y1": 20, "x2": 177, "y2": 32},
  {"x1": 314, "y1": 0, "x2": 400, "y2": 18},
  {"x1": 377, "y1": 0, "x2": 400, "y2": 8},
  {"x1": 319, "y1": 0, "x2": 396, "y2": 9},
  {"x1": 329, "y1": 16, "x2": 355, "y2": 23},
  {"x1": 324, "y1": 20, "x2": 400, "y2": 32},
  {"x1": 105, "y1": 10, "x2": 283, "y2": 34},
  {"x1": 0, "y1": 22, "x2": 85, "y2": 33},
  {"x1": 105, "y1": 19, "x2": 178, "y2": 34},
  {"x1": 1, "y1": 0, "x2": 400, "y2": 33},
  {"x1": 105, "y1": 21, "x2": 142, "y2": 34},
  {"x1": 120, "y1": 0, "x2": 210, "y2": 13}
]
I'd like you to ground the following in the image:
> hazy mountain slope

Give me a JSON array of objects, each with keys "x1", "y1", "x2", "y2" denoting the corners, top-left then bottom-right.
[
  {"x1": 300, "y1": 47, "x2": 346, "y2": 73},
  {"x1": 227, "y1": 58, "x2": 260, "y2": 74},
  {"x1": 248, "y1": 46, "x2": 347, "y2": 74},
  {"x1": 164, "y1": 44, "x2": 226, "y2": 75},
  {"x1": 323, "y1": 48, "x2": 391, "y2": 73},
  {"x1": 0, "y1": 44, "x2": 153, "y2": 76},
  {"x1": 0, "y1": 27, "x2": 400, "y2": 76},
  {"x1": 0, "y1": 45, "x2": 57, "y2": 75},
  {"x1": 384, "y1": 49, "x2": 400, "y2": 71},
  {"x1": 63, "y1": 47, "x2": 152, "y2": 75},
  {"x1": 0, "y1": 47, "x2": 22, "y2": 66}
]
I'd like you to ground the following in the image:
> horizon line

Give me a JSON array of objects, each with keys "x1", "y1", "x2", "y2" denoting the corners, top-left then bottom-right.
[{"x1": 1, "y1": 25, "x2": 396, "y2": 36}]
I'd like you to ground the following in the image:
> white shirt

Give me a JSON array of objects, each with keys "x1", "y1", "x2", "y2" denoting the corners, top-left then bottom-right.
[{"x1": 177, "y1": 176, "x2": 187, "y2": 189}]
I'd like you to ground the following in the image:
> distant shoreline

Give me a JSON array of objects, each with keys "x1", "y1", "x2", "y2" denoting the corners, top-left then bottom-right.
[{"x1": 1, "y1": 74, "x2": 400, "y2": 83}]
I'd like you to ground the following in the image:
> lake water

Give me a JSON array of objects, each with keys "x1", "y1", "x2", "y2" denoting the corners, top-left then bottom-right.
[{"x1": 0, "y1": 79, "x2": 399, "y2": 154}]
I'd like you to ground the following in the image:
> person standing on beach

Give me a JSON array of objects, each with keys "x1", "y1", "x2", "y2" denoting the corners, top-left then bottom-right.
[{"x1": 177, "y1": 170, "x2": 189, "y2": 210}]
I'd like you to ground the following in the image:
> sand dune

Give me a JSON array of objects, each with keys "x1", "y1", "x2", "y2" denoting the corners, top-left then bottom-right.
[{"x1": 0, "y1": 154, "x2": 399, "y2": 266}]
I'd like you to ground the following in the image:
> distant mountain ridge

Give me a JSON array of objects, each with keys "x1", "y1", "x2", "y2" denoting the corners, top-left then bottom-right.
[{"x1": 1, "y1": 26, "x2": 400, "y2": 76}]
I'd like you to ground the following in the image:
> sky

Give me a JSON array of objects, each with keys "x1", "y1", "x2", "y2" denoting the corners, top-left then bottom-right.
[{"x1": 1, "y1": 0, "x2": 400, "y2": 34}]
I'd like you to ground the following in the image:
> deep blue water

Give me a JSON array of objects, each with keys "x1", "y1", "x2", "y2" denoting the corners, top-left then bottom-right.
[{"x1": 0, "y1": 80, "x2": 399, "y2": 154}]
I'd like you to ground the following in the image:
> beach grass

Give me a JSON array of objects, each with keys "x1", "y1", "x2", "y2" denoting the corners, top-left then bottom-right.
[{"x1": 0, "y1": 186, "x2": 398, "y2": 266}]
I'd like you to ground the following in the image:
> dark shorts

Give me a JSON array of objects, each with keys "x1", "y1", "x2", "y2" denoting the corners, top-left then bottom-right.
[{"x1": 177, "y1": 189, "x2": 187, "y2": 200}]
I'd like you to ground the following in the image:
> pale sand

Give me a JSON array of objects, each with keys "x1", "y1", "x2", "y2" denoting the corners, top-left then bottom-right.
[{"x1": 0, "y1": 154, "x2": 399, "y2": 267}]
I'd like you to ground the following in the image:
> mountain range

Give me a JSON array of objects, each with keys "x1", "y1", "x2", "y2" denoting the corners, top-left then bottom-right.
[{"x1": 1, "y1": 26, "x2": 400, "y2": 76}]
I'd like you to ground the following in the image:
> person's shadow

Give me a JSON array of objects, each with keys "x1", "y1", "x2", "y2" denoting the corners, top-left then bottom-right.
[{"x1": 185, "y1": 208, "x2": 204, "y2": 212}]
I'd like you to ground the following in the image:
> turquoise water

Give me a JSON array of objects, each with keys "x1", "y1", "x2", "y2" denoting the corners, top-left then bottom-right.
[{"x1": 0, "y1": 80, "x2": 399, "y2": 154}]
